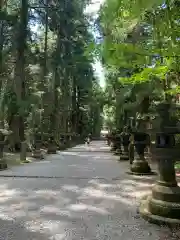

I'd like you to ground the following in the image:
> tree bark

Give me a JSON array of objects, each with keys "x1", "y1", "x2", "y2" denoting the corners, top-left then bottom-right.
[
  {"x1": 0, "y1": 3, "x2": 4, "y2": 127},
  {"x1": 12, "y1": 0, "x2": 28, "y2": 143},
  {"x1": 41, "y1": 0, "x2": 49, "y2": 141}
]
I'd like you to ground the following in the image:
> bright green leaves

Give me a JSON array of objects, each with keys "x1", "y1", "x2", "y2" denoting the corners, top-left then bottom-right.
[
  {"x1": 99, "y1": 0, "x2": 180, "y2": 83},
  {"x1": 97, "y1": 0, "x2": 180, "y2": 130},
  {"x1": 100, "y1": 0, "x2": 165, "y2": 39},
  {"x1": 120, "y1": 65, "x2": 168, "y2": 84},
  {"x1": 101, "y1": 40, "x2": 148, "y2": 69}
]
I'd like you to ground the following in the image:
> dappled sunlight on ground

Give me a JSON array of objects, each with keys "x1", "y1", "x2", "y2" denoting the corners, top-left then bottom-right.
[
  {"x1": 67, "y1": 142, "x2": 110, "y2": 152},
  {"x1": 0, "y1": 174, "x2": 178, "y2": 239},
  {"x1": 61, "y1": 150, "x2": 117, "y2": 162},
  {"x1": 0, "y1": 141, "x2": 179, "y2": 239}
]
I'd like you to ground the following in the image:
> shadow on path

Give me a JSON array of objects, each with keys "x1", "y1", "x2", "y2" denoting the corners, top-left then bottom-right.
[
  {"x1": 0, "y1": 141, "x2": 179, "y2": 239},
  {"x1": 0, "y1": 175, "x2": 179, "y2": 240}
]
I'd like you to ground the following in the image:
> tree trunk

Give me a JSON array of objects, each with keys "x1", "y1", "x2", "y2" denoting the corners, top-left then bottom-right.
[
  {"x1": 0, "y1": 14, "x2": 3, "y2": 85},
  {"x1": 71, "y1": 77, "x2": 77, "y2": 133},
  {"x1": 0, "y1": 18, "x2": 4, "y2": 127},
  {"x1": 51, "y1": 29, "x2": 61, "y2": 139},
  {"x1": 12, "y1": 0, "x2": 28, "y2": 144},
  {"x1": 0, "y1": 0, "x2": 5, "y2": 128},
  {"x1": 41, "y1": 0, "x2": 49, "y2": 141}
]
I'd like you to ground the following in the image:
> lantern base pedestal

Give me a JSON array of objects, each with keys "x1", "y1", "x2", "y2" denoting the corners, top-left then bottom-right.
[
  {"x1": 47, "y1": 145, "x2": 57, "y2": 154},
  {"x1": 0, "y1": 159, "x2": 7, "y2": 170},
  {"x1": 110, "y1": 146, "x2": 116, "y2": 152},
  {"x1": 130, "y1": 158, "x2": 153, "y2": 175},
  {"x1": 119, "y1": 153, "x2": 129, "y2": 161},
  {"x1": 114, "y1": 148, "x2": 121, "y2": 156},
  {"x1": 64, "y1": 141, "x2": 70, "y2": 148},
  {"x1": 69, "y1": 141, "x2": 76, "y2": 148},
  {"x1": 58, "y1": 144, "x2": 67, "y2": 151},
  {"x1": 127, "y1": 171, "x2": 156, "y2": 176},
  {"x1": 32, "y1": 150, "x2": 44, "y2": 159},
  {"x1": 129, "y1": 144, "x2": 134, "y2": 164},
  {"x1": 139, "y1": 189, "x2": 180, "y2": 226}
]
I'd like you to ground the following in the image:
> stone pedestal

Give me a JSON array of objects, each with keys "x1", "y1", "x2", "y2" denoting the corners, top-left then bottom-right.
[
  {"x1": 109, "y1": 131, "x2": 116, "y2": 152},
  {"x1": 106, "y1": 134, "x2": 111, "y2": 146},
  {"x1": 32, "y1": 140, "x2": 44, "y2": 159},
  {"x1": 130, "y1": 132, "x2": 152, "y2": 175},
  {"x1": 114, "y1": 134, "x2": 122, "y2": 155},
  {"x1": 58, "y1": 145, "x2": 66, "y2": 150},
  {"x1": 128, "y1": 142, "x2": 134, "y2": 164},
  {"x1": 32, "y1": 148, "x2": 44, "y2": 159},
  {"x1": 140, "y1": 102, "x2": 180, "y2": 225},
  {"x1": 110, "y1": 142, "x2": 116, "y2": 152},
  {"x1": 130, "y1": 154, "x2": 151, "y2": 174},
  {"x1": 20, "y1": 141, "x2": 28, "y2": 162},
  {"x1": 69, "y1": 135, "x2": 76, "y2": 147},
  {"x1": 67, "y1": 135, "x2": 73, "y2": 148},
  {"x1": 110, "y1": 136, "x2": 117, "y2": 152},
  {"x1": 140, "y1": 148, "x2": 180, "y2": 225},
  {"x1": 119, "y1": 130, "x2": 130, "y2": 161},
  {"x1": 58, "y1": 141, "x2": 66, "y2": 150},
  {"x1": 47, "y1": 136, "x2": 57, "y2": 154},
  {"x1": 58, "y1": 136, "x2": 67, "y2": 150},
  {"x1": 0, "y1": 141, "x2": 7, "y2": 170},
  {"x1": 107, "y1": 135, "x2": 111, "y2": 146},
  {"x1": 32, "y1": 132, "x2": 44, "y2": 159},
  {"x1": 62, "y1": 135, "x2": 69, "y2": 149},
  {"x1": 119, "y1": 145, "x2": 129, "y2": 160},
  {"x1": 114, "y1": 148, "x2": 122, "y2": 155}
]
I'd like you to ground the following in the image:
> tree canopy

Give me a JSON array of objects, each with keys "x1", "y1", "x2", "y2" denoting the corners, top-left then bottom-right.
[
  {"x1": 0, "y1": 0, "x2": 105, "y2": 151},
  {"x1": 97, "y1": 0, "x2": 180, "y2": 130}
]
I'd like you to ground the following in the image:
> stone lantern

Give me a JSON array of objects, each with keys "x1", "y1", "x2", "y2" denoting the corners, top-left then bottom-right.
[
  {"x1": 58, "y1": 134, "x2": 66, "y2": 150},
  {"x1": 106, "y1": 133, "x2": 111, "y2": 146},
  {"x1": 65, "y1": 133, "x2": 71, "y2": 148},
  {"x1": 0, "y1": 129, "x2": 12, "y2": 170},
  {"x1": 63, "y1": 133, "x2": 70, "y2": 149},
  {"x1": 47, "y1": 134, "x2": 57, "y2": 154},
  {"x1": 113, "y1": 131, "x2": 122, "y2": 155},
  {"x1": 32, "y1": 131, "x2": 44, "y2": 159},
  {"x1": 129, "y1": 119, "x2": 153, "y2": 175},
  {"x1": 42, "y1": 132, "x2": 49, "y2": 148},
  {"x1": 119, "y1": 126, "x2": 131, "y2": 161},
  {"x1": 140, "y1": 101, "x2": 180, "y2": 225},
  {"x1": 70, "y1": 132, "x2": 76, "y2": 147},
  {"x1": 110, "y1": 130, "x2": 117, "y2": 152},
  {"x1": 107, "y1": 132, "x2": 113, "y2": 148}
]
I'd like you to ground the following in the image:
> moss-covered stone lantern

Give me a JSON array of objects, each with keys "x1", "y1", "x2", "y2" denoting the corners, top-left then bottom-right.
[
  {"x1": 0, "y1": 129, "x2": 12, "y2": 170},
  {"x1": 113, "y1": 131, "x2": 122, "y2": 155},
  {"x1": 140, "y1": 101, "x2": 180, "y2": 225},
  {"x1": 119, "y1": 126, "x2": 131, "y2": 161},
  {"x1": 32, "y1": 131, "x2": 44, "y2": 159},
  {"x1": 130, "y1": 120, "x2": 152, "y2": 175},
  {"x1": 58, "y1": 134, "x2": 67, "y2": 150},
  {"x1": 110, "y1": 130, "x2": 118, "y2": 152},
  {"x1": 47, "y1": 134, "x2": 57, "y2": 154}
]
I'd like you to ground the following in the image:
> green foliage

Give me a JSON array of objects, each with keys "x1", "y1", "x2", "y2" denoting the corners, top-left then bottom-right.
[
  {"x1": 0, "y1": 0, "x2": 104, "y2": 142},
  {"x1": 96, "y1": 0, "x2": 180, "y2": 130},
  {"x1": 120, "y1": 66, "x2": 168, "y2": 84}
]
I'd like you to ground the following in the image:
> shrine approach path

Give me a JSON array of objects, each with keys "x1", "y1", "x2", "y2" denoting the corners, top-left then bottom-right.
[{"x1": 0, "y1": 140, "x2": 178, "y2": 239}]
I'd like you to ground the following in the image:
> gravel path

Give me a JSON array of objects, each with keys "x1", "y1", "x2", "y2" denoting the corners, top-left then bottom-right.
[{"x1": 0, "y1": 141, "x2": 179, "y2": 239}]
